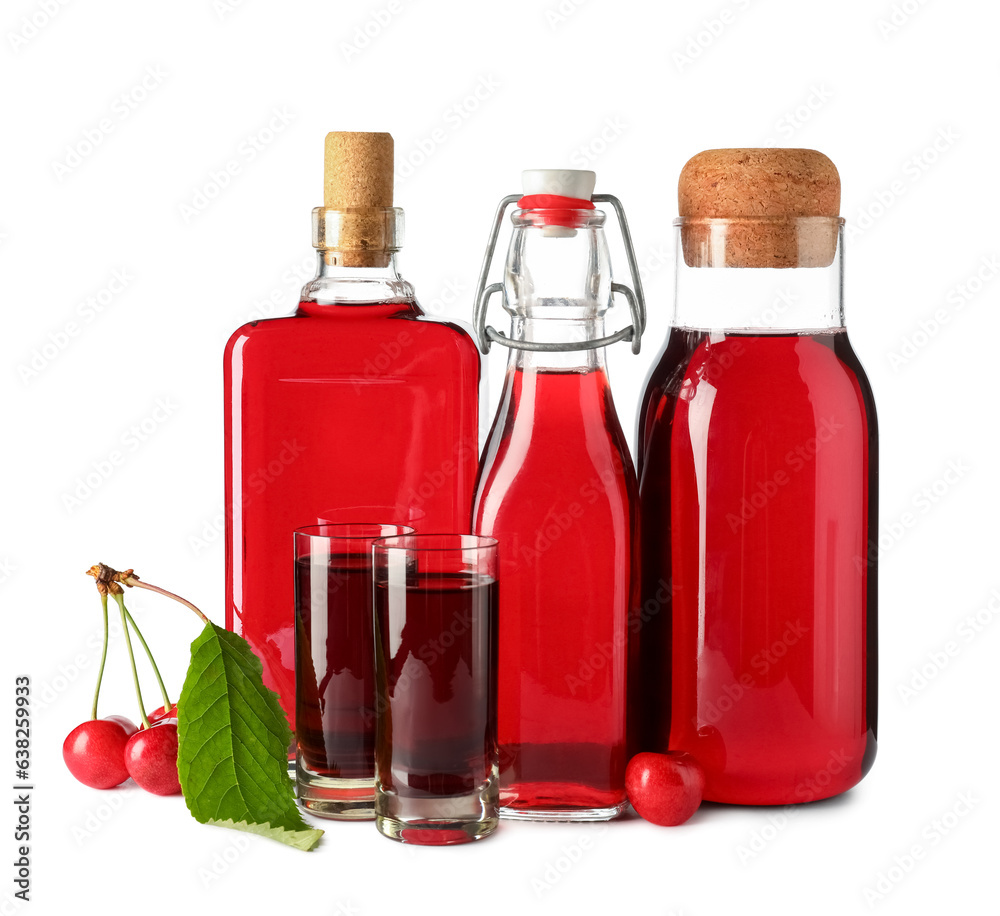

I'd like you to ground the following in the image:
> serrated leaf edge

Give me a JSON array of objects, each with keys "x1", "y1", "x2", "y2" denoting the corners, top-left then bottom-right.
[{"x1": 205, "y1": 817, "x2": 324, "y2": 852}]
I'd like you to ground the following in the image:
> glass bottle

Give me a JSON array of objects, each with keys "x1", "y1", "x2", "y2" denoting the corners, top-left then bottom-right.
[
  {"x1": 472, "y1": 169, "x2": 644, "y2": 820},
  {"x1": 635, "y1": 196, "x2": 878, "y2": 804},
  {"x1": 224, "y1": 134, "x2": 481, "y2": 732}
]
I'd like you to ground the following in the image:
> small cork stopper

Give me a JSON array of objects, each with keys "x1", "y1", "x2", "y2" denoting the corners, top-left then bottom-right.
[
  {"x1": 678, "y1": 149, "x2": 841, "y2": 268},
  {"x1": 322, "y1": 132, "x2": 394, "y2": 267},
  {"x1": 324, "y1": 132, "x2": 394, "y2": 209}
]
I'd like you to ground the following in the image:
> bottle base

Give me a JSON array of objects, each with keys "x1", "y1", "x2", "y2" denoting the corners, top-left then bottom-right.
[
  {"x1": 374, "y1": 776, "x2": 499, "y2": 845},
  {"x1": 375, "y1": 814, "x2": 499, "y2": 845},
  {"x1": 296, "y1": 766, "x2": 375, "y2": 820},
  {"x1": 499, "y1": 800, "x2": 629, "y2": 822}
]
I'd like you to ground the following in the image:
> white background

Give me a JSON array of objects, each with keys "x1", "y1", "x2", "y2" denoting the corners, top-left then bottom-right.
[{"x1": 2, "y1": 0, "x2": 998, "y2": 913}]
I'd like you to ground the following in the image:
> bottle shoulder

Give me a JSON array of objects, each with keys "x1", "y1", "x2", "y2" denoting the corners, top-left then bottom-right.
[{"x1": 224, "y1": 308, "x2": 482, "y2": 383}]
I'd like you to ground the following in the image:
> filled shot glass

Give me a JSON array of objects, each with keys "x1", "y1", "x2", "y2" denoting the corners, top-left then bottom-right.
[
  {"x1": 372, "y1": 534, "x2": 499, "y2": 845},
  {"x1": 294, "y1": 523, "x2": 413, "y2": 819}
]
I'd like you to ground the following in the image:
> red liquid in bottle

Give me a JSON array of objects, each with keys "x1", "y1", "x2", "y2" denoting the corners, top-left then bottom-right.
[
  {"x1": 225, "y1": 300, "x2": 480, "y2": 730},
  {"x1": 635, "y1": 328, "x2": 877, "y2": 804},
  {"x1": 475, "y1": 366, "x2": 637, "y2": 815},
  {"x1": 295, "y1": 556, "x2": 374, "y2": 779},
  {"x1": 374, "y1": 573, "x2": 499, "y2": 798}
]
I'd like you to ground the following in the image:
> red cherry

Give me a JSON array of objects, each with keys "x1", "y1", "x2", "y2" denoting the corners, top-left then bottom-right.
[
  {"x1": 626, "y1": 752, "x2": 705, "y2": 826},
  {"x1": 125, "y1": 722, "x2": 181, "y2": 796},
  {"x1": 146, "y1": 704, "x2": 178, "y2": 725},
  {"x1": 63, "y1": 719, "x2": 132, "y2": 789},
  {"x1": 103, "y1": 715, "x2": 139, "y2": 737}
]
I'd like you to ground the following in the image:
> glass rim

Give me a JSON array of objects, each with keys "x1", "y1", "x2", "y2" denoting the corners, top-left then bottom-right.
[
  {"x1": 294, "y1": 522, "x2": 415, "y2": 542},
  {"x1": 372, "y1": 533, "x2": 498, "y2": 553},
  {"x1": 673, "y1": 215, "x2": 845, "y2": 227}
]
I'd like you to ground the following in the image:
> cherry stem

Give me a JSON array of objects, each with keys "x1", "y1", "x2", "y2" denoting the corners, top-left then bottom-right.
[
  {"x1": 91, "y1": 593, "x2": 110, "y2": 720},
  {"x1": 121, "y1": 600, "x2": 172, "y2": 711},
  {"x1": 124, "y1": 577, "x2": 210, "y2": 625},
  {"x1": 113, "y1": 592, "x2": 151, "y2": 729}
]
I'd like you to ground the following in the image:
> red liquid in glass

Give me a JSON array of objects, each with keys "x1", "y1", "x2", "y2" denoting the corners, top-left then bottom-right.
[
  {"x1": 374, "y1": 573, "x2": 498, "y2": 798},
  {"x1": 225, "y1": 300, "x2": 480, "y2": 730},
  {"x1": 295, "y1": 556, "x2": 374, "y2": 779},
  {"x1": 635, "y1": 328, "x2": 878, "y2": 804},
  {"x1": 474, "y1": 367, "x2": 637, "y2": 814}
]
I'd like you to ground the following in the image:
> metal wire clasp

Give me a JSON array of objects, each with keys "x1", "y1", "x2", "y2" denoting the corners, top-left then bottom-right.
[{"x1": 473, "y1": 194, "x2": 647, "y2": 355}]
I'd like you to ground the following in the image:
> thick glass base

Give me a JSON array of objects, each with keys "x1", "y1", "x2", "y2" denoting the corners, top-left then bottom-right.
[
  {"x1": 499, "y1": 800, "x2": 628, "y2": 822},
  {"x1": 296, "y1": 766, "x2": 375, "y2": 821},
  {"x1": 375, "y1": 777, "x2": 498, "y2": 845}
]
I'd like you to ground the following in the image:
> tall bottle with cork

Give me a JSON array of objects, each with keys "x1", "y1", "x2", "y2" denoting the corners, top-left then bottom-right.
[
  {"x1": 473, "y1": 169, "x2": 645, "y2": 820},
  {"x1": 634, "y1": 149, "x2": 878, "y2": 804},
  {"x1": 224, "y1": 132, "x2": 481, "y2": 730}
]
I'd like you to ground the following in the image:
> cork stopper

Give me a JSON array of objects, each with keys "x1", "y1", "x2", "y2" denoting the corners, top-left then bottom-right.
[
  {"x1": 324, "y1": 132, "x2": 394, "y2": 209},
  {"x1": 678, "y1": 149, "x2": 841, "y2": 268},
  {"x1": 318, "y1": 132, "x2": 396, "y2": 268}
]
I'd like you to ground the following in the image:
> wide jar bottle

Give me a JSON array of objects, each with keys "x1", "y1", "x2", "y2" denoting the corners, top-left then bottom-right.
[{"x1": 634, "y1": 149, "x2": 878, "y2": 804}]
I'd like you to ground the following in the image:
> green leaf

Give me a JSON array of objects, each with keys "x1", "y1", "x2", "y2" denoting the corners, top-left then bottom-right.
[{"x1": 177, "y1": 622, "x2": 323, "y2": 851}]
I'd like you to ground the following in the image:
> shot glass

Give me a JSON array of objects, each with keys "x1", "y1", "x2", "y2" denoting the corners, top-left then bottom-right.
[
  {"x1": 294, "y1": 523, "x2": 413, "y2": 819},
  {"x1": 372, "y1": 534, "x2": 499, "y2": 845}
]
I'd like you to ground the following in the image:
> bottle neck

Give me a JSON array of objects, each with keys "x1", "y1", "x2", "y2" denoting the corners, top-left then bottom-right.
[
  {"x1": 502, "y1": 209, "x2": 612, "y2": 373},
  {"x1": 299, "y1": 250, "x2": 416, "y2": 306},
  {"x1": 507, "y1": 316, "x2": 608, "y2": 373},
  {"x1": 673, "y1": 218, "x2": 845, "y2": 332}
]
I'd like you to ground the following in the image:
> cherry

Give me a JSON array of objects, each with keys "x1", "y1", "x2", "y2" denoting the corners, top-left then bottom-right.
[
  {"x1": 146, "y1": 703, "x2": 178, "y2": 725},
  {"x1": 103, "y1": 715, "x2": 139, "y2": 737},
  {"x1": 63, "y1": 718, "x2": 133, "y2": 789},
  {"x1": 125, "y1": 722, "x2": 181, "y2": 796},
  {"x1": 626, "y1": 751, "x2": 705, "y2": 826}
]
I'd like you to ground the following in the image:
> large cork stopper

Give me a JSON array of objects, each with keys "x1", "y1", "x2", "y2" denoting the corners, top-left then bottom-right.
[
  {"x1": 319, "y1": 131, "x2": 395, "y2": 267},
  {"x1": 678, "y1": 149, "x2": 841, "y2": 268}
]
